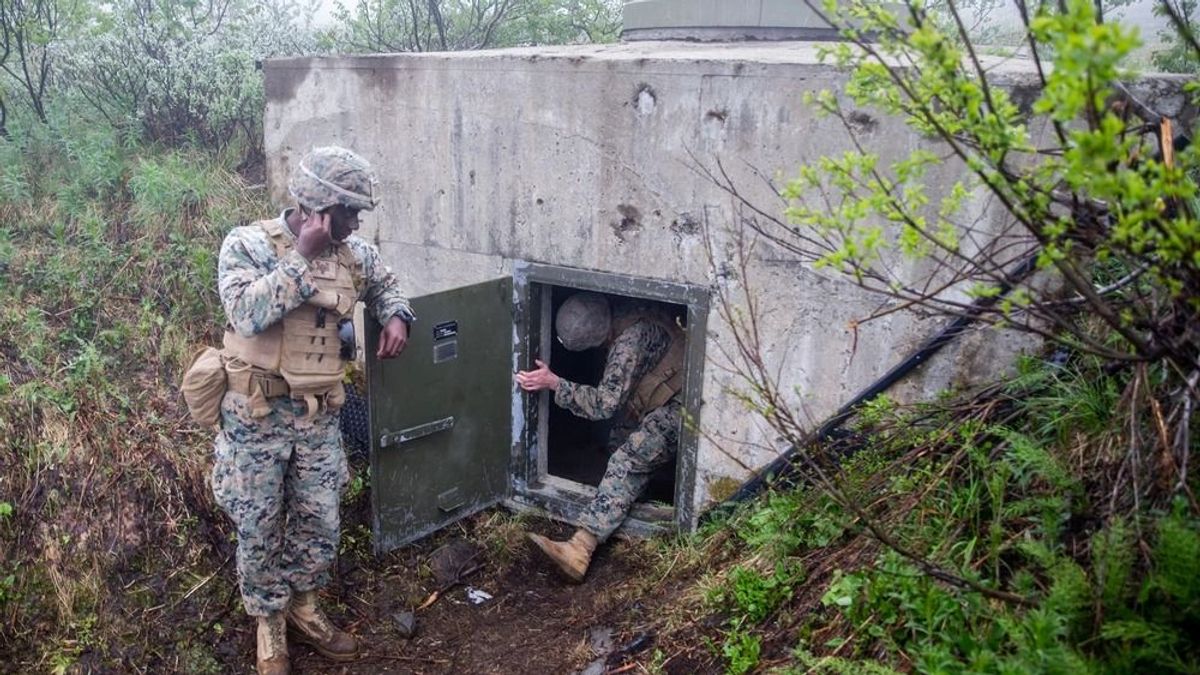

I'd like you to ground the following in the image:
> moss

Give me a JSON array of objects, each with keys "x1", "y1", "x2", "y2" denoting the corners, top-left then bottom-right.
[{"x1": 706, "y1": 476, "x2": 743, "y2": 504}]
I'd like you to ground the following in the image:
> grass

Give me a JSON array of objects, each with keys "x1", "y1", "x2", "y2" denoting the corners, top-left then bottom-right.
[
  {"x1": 620, "y1": 350, "x2": 1200, "y2": 674},
  {"x1": 475, "y1": 509, "x2": 534, "y2": 567},
  {"x1": 0, "y1": 115, "x2": 265, "y2": 671}
]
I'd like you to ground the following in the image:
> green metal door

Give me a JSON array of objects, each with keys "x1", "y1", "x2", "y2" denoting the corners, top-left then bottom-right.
[{"x1": 367, "y1": 277, "x2": 513, "y2": 553}]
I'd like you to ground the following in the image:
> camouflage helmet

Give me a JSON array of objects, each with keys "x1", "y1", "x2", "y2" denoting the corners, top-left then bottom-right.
[
  {"x1": 555, "y1": 292, "x2": 611, "y2": 351},
  {"x1": 288, "y1": 146, "x2": 380, "y2": 212}
]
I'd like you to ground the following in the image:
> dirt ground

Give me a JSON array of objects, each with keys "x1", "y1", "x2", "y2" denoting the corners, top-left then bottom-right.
[{"x1": 212, "y1": 511, "x2": 701, "y2": 675}]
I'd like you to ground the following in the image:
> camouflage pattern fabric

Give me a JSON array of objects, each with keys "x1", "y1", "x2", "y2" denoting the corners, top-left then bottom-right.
[
  {"x1": 213, "y1": 209, "x2": 412, "y2": 615},
  {"x1": 218, "y1": 210, "x2": 414, "y2": 337},
  {"x1": 553, "y1": 314, "x2": 679, "y2": 541},
  {"x1": 553, "y1": 318, "x2": 670, "y2": 420},
  {"x1": 578, "y1": 397, "x2": 681, "y2": 541},
  {"x1": 288, "y1": 146, "x2": 379, "y2": 212},
  {"x1": 212, "y1": 390, "x2": 348, "y2": 615}
]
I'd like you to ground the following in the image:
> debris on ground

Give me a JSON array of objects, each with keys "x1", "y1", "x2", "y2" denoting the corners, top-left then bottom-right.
[
  {"x1": 578, "y1": 625, "x2": 615, "y2": 675},
  {"x1": 466, "y1": 587, "x2": 493, "y2": 605},
  {"x1": 391, "y1": 610, "x2": 417, "y2": 639},
  {"x1": 430, "y1": 538, "x2": 484, "y2": 587}
]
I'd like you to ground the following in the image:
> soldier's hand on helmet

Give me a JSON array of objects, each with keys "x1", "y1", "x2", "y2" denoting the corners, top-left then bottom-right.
[
  {"x1": 296, "y1": 209, "x2": 333, "y2": 260},
  {"x1": 515, "y1": 359, "x2": 560, "y2": 392},
  {"x1": 377, "y1": 316, "x2": 409, "y2": 359}
]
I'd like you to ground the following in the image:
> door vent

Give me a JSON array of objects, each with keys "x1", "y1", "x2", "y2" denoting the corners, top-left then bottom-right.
[{"x1": 434, "y1": 339, "x2": 458, "y2": 363}]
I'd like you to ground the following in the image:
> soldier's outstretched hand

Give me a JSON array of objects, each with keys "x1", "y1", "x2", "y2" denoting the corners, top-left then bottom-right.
[{"x1": 516, "y1": 359, "x2": 561, "y2": 392}]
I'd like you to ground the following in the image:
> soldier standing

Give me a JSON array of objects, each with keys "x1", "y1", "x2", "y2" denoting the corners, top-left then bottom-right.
[
  {"x1": 213, "y1": 146, "x2": 414, "y2": 674},
  {"x1": 515, "y1": 292, "x2": 685, "y2": 582}
]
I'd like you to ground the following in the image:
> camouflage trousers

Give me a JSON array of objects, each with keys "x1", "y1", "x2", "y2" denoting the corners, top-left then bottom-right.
[
  {"x1": 212, "y1": 391, "x2": 349, "y2": 617},
  {"x1": 579, "y1": 397, "x2": 682, "y2": 542}
]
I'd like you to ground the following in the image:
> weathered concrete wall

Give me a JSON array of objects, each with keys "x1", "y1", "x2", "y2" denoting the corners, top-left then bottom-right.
[{"x1": 261, "y1": 42, "x2": 1190, "y2": 523}]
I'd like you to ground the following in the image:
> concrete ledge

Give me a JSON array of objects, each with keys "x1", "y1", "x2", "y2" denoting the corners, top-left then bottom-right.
[{"x1": 622, "y1": 26, "x2": 843, "y2": 42}]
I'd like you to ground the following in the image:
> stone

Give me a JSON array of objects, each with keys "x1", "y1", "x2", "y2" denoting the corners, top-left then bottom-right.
[
  {"x1": 392, "y1": 610, "x2": 417, "y2": 639},
  {"x1": 429, "y1": 538, "x2": 483, "y2": 587}
]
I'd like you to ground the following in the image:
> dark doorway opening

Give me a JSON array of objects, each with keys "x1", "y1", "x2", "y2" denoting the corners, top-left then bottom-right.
[{"x1": 544, "y1": 285, "x2": 682, "y2": 506}]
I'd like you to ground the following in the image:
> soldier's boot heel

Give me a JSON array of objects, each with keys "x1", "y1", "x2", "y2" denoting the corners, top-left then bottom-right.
[{"x1": 527, "y1": 529, "x2": 598, "y2": 583}]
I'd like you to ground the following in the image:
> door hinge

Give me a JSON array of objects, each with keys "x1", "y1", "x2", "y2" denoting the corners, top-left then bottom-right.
[{"x1": 379, "y1": 416, "x2": 455, "y2": 448}]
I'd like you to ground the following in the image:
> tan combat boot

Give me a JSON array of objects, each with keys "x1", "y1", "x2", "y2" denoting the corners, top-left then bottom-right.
[
  {"x1": 256, "y1": 612, "x2": 290, "y2": 675},
  {"x1": 527, "y1": 529, "x2": 599, "y2": 583},
  {"x1": 286, "y1": 589, "x2": 360, "y2": 661}
]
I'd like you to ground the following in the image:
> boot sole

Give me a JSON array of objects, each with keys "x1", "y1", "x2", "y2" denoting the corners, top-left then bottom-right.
[
  {"x1": 526, "y1": 534, "x2": 586, "y2": 583},
  {"x1": 287, "y1": 627, "x2": 360, "y2": 662}
]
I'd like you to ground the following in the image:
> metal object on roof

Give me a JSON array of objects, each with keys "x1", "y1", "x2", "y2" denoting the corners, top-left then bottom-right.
[{"x1": 622, "y1": 0, "x2": 843, "y2": 42}]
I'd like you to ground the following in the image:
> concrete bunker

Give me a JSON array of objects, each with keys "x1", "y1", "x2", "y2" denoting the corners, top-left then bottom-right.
[
  {"x1": 264, "y1": 39, "x2": 1047, "y2": 553},
  {"x1": 259, "y1": 11, "x2": 1200, "y2": 552}
]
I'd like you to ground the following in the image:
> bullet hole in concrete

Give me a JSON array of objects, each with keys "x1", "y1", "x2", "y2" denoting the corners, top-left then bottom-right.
[
  {"x1": 704, "y1": 109, "x2": 729, "y2": 138},
  {"x1": 634, "y1": 85, "x2": 656, "y2": 116},
  {"x1": 670, "y1": 212, "x2": 701, "y2": 237},
  {"x1": 536, "y1": 197, "x2": 544, "y2": 205},
  {"x1": 611, "y1": 204, "x2": 642, "y2": 242},
  {"x1": 846, "y1": 110, "x2": 878, "y2": 135}
]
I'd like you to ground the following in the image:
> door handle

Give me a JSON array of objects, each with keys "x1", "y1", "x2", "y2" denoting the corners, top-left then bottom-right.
[
  {"x1": 437, "y1": 487, "x2": 466, "y2": 513},
  {"x1": 379, "y1": 416, "x2": 455, "y2": 448}
]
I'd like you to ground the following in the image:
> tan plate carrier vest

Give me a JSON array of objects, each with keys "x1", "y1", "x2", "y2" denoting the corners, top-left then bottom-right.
[
  {"x1": 223, "y1": 218, "x2": 362, "y2": 418},
  {"x1": 611, "y1": 309, "x2": 687, "y2": 421}
]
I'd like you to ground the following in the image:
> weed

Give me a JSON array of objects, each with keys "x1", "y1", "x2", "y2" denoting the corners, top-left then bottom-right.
[
  {"x1": 720, "y1": 627, "x2": 761, "y2": 675},
  {"x1": 47, "y1": 648, "x2": 76, "y2": 675},
  {"x1": 645, "y1": 648, "x2": 668, "y2": 674},
  {"x1": 342, "y1": 470, "x2": 368, "y2": 505},
  {"x1": 339, "y1": 524, "x2": 373, "y2": 559},
  {"x1": 705, "y1": 558, "x2": 806, "y2": 672},
  {"x1": 177, "y1": 644, "x2": 223, "y2": 675},
  {"x1": 475, "y1": 510, "x2": 531, "y2": 567},
  {"x1": 728, "y1": 562, "x2": 803, "y2": 623},
  {"x1": 790, "y1": 648, "x2": 902, "y2": 674},
  {"x1": 737, "y1": 489, "x2": 846, "y2": 561}
]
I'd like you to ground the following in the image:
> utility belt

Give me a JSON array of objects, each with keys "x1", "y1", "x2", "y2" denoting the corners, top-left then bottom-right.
[{"x1": 224, "y1": 357, "x2": 344, "y2": 420}]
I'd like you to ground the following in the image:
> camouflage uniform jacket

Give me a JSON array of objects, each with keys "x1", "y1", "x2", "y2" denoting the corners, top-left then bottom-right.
[
  {"x1": 218, "y1": 209, "x2": 414, "y2": 339},
  {"x1": 553, "y1": 318, "x2": 671, "y2": 421}
]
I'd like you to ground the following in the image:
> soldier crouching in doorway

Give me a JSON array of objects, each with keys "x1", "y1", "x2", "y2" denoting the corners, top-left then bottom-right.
[
  {"x1": 515, "y1": 292, "x2": 685, "y2": 582},
  {"x1": 212, "y1": 147, "x2": 414, "y2": 674}
]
